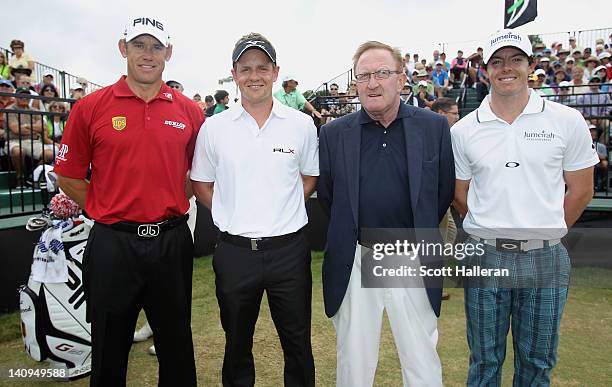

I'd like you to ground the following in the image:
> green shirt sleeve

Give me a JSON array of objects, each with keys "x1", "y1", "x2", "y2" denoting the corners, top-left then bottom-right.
[{"x1": 295, "y1": 91, "x2": 306, "y2": 110}]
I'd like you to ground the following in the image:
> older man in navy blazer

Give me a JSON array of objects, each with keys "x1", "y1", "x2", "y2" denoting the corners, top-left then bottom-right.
[{"x1": 318, "y1": 41, "x2": 454, "y2": 387}]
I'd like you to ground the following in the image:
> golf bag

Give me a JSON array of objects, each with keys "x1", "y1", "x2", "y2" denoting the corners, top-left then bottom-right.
[{"x1": 19, "y1": 220, "x2": 92, "y2": 379}]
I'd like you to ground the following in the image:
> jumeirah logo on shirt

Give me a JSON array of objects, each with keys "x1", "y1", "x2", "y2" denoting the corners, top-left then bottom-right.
[{"x1": 524, "y1": 130, "x2": 555, "y2": 142}]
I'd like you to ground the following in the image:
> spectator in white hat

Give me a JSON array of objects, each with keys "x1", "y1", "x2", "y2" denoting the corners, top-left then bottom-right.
[
  {"x1": 76, "y1": 77, "x2": 89, "y2": 95},
  {"x1": 564, "y1": 56, "x2": 575, "y2": 78},
  {"x1": 537, "y1": 56, "x2": 553, "y2": 81},
  {"x1": 273, "y1": 75, "x2": 322, "y2": 119},
  {"x1": 554, "y1": 80, "x2": 577, "y2": 105},
  {"x1": 595, "y1": 64, "x2": 611, "y2": 94},
  {"x1": 70, "y1": 83, "x2": 85, "y2": 100},
  {"x1": 599, "y1": 52, "x2": 612, "y2": 81},
  {"x1": 568, "y1": 36, "x2": 582, "y2": 55},
  {"x1": 416, "y1": 80, "x2": 435, "y2": 108},
  {"x1": 534, "y1": 68, "x2": 554, "y2": 98}
]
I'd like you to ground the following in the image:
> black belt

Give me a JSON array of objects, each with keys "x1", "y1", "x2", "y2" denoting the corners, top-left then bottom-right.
[
  {"x1": 219, "y1": 229, "x2": 302, "y2": 251},
  {"x1": 104, "y1": 214, "x2": 188, "y2": 238}
]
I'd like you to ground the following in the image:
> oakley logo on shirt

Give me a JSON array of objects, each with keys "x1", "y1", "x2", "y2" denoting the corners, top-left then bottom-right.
[
  {"x1": 505, "y1": 161, "x2": 520, "y2": 168},
  {"x1": 272, "y1": 148, "x2": 295, "y2": 154}
]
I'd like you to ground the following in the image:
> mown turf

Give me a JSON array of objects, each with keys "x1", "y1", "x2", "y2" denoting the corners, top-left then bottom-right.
[{"x1": 0, "y1": 254, "x2": 610, "y2": 386}]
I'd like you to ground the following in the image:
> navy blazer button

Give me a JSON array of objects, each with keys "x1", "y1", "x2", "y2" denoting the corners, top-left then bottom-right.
[{"x1": 346, "y1": 264, "x2": 352, "y2": 269}]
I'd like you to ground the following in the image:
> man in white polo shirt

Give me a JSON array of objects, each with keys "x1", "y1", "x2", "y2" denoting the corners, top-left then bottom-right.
[
  {"x1": 191, "y1": 33, "x2": 318, "y2": 386},
  {"x1": 451, "y1": 29, "x2": 598, "y2": 386}
]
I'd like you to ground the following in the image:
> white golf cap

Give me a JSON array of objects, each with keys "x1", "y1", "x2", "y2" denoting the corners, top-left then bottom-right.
[
  {"x1": 418, "y1": 80, "x2": 428, "y2": 87},
  {"x1": 594, "y1": 65, "x2": 607, "y2": 73},
  {"x1": 559, "y1": 81, "x2": 571, "y2": 87},
  {"x1": 483, "y1": 29, "x2": 533, "y2": 65},
  {"x1": 124, "y1": 17, "x2": 170, "y2": 47},
  {"x1": 534, "y1": 69, "x2": 546, "y2": 77}
]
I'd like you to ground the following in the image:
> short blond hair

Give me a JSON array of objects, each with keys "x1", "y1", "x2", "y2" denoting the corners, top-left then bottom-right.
[{"x1": 352, "y1": 41, "x2": 403, "y2": 73}]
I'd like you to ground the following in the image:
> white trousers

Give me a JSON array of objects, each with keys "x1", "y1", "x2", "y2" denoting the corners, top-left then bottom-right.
[{"x1": 331, "y1": 245, "x2": 443, "y2": 387}]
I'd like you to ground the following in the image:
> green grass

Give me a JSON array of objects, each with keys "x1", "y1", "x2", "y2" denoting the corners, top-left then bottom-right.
[{"x1": 0, "y1": 253, "x2": 611, "y2": 386}]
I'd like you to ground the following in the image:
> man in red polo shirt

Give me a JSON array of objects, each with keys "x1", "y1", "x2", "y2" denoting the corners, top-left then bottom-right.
[{"x1": 54, "y1": 17, "x2": 203, "y2": 386}]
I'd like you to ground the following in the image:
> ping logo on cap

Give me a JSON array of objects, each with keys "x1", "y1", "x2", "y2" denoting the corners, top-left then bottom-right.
[{"x1": 133, "y1": 18, "x2": 164, "y2": 31}]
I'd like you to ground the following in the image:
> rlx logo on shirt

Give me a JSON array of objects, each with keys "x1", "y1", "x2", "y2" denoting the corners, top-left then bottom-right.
[{"x1": 273, "y1": 148, "x2": 295, "y2": 154}]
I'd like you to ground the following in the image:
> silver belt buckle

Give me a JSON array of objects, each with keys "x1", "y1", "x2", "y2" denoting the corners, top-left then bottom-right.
[
  {"x1": 250, "y1": 238, "x2": 261, "y2": 251},
  {"x1": 495, "y1": 238, "x2": 527, "y2": 253},
  {"x1": 137, "y1": 224, "x2": 160, "y2": 238}
]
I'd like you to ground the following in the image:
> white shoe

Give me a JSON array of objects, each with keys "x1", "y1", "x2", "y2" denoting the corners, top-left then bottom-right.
[
  {"x1": 133, "y1": 322, "x2": 153, "y2": 342},
  {"x1": 148, "y1": 345, "x2": 156, "y2": 356}
]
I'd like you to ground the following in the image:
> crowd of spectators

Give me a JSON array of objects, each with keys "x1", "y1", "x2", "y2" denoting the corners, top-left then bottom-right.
[
  {"x1": 2, "y1": 33, "x2": 612, "y2": 190},
  {"x1": 315, "y1": 33, "x2": 612, "y2": 190},
  {"x1": 1, "y1": 39, "x2": 92, "y2": 186}
]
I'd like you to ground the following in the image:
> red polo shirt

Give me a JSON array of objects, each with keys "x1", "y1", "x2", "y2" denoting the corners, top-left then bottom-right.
[{"x1": 54, "y1": 76, "x2": 204, "y2": 224}]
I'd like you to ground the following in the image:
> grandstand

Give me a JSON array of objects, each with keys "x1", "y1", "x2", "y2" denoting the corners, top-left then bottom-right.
[
  {"x1": 308, "y1": 27, "x2": 612, "y2": 209},
  {"x1": 1, "y1": 27, "x2": 611, "y2": 222}
]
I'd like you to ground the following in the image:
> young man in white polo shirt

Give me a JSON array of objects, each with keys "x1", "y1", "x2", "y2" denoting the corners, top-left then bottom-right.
[
  {"x1": 191, "y1": 33, "x2": 318, "y2": 386},
  {"x1": 451, "y1": 30, "x2": 598, "y2": 386}
]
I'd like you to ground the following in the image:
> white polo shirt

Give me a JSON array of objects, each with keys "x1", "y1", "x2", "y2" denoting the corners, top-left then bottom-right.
[
  {"x1": 451, "y1": 89, "x2": 598, "y2": 240},
  {"x1": 190, "y1": 98, "x2": 319, "y2": 238}
]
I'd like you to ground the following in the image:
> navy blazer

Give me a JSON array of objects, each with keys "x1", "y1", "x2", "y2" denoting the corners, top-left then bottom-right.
[{"x1": 317, "y1": 103, "x2": 455, "y2": 318}]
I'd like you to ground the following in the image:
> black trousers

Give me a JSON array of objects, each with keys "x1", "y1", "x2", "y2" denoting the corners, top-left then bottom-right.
[
  {"x1": 213, "y1": 230, "x2": 315, "y2": 387},
  {"x1": 83, "y1": 221, "x2": 196, "y2": 387}
]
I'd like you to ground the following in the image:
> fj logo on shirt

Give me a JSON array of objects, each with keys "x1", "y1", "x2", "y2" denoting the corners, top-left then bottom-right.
[
  {"x1": 112, "y1": 116, "x2": 127, "y2": 131},
  {"x1": 524, "y1": 130, "x2": 555, "y2": 141},
  {"x1": 273, "y1": 148, "x2": 295, "y2": 154},
  {"x1": 163, "y1": 92, "x2": 173, "y2": 100},
  {"x1": 164, "y1": 120, "x2": 186, "y2": 130}
]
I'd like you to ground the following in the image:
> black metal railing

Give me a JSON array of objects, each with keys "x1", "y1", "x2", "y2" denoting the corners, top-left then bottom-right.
[
  {"x1": 1, "y1": 46, "x2": 103, "y2": 98},
  {"x1": 436, "y1": 27, "x2": 612, "y2": 62},
  {"x1": 1, "y1": 92, "x2": 75, "y2": 218},
  {"x1": 309, "y1": 69, "x2": 354, "y2": 102},
  {"x1": 312, "y1": 85, "x2": 612, "y2": 197}
]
